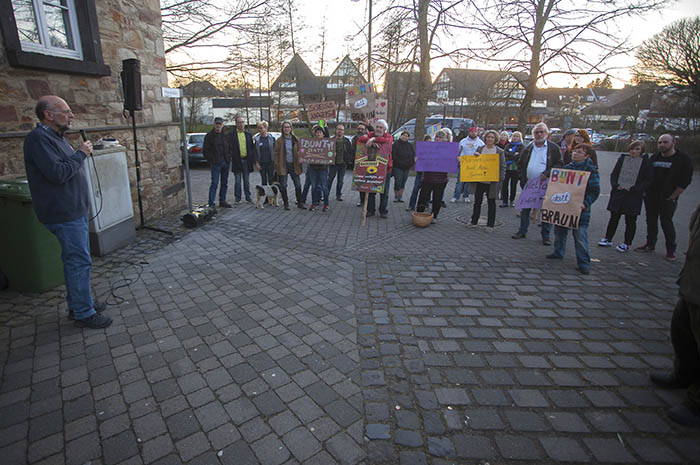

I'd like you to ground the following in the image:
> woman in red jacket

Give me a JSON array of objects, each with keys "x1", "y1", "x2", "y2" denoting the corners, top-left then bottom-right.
[{"x1": 358, "y1": 119, "x2": 393, "y2": 218}]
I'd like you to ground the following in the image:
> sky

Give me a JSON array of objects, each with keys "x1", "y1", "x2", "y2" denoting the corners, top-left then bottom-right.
[{"x1": 172, "y1": 0, "x2": 700, "y2": 89}]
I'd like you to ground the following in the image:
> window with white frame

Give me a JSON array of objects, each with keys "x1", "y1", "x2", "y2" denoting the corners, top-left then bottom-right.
[{"x1": 11, "y1": 0, "x2": 82, "y2": 60}]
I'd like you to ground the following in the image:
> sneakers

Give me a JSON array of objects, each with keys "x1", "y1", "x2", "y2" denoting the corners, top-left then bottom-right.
[
  {"x1": 322, "y1": 205, "x2": 329, "y2": 212},
  {"x1": 467, "y1": 223, "x2": 478, "y2": 228},
  {"x1": 219, "y1": 200, "x2": 232, "y2": 208},
  {"x1": 577, "y1": 267, "x2": 590, "y2": 275},
  {"x1": 336, "y1": 197, "x2": 343, "y2": 201},
  {"x1": 465, "y1": 197, "x2": 471, "y2": 203},
  {"x1": 510, "y1": 201, "x2": 515, "y2": 207},
  {"x1": 308, "y1": 204, "x2": 317, "y2": 212},
  {"x1": 484, "y1": 226, "x2": 495, "y2": 233},
  {"x1": 356, "y1": 202, "x2": 362, "y2": 207},
  {"x1": 75, "y1": 313, "x2": 112, "y2": 329},
  {"x1": 598, "y1": 238, "x2": 613, "y2": 247},
  {"x1": 666, "y1": 251, "x2": 676, "y2": 261},
  {"x1": 431, "y1": 218, "x2": 437, "y2": 224},
  {"x1": 634, "y1": 244, "x2": 655, "y2": 252},
  {"x1": 499, "y1": 203, "x2": 508, "y2": 208},
  {"x1": 616, "y1": 244, "x2": 629, "y2": 253},
  {"x1": 68, "y1": 301, "x2": 106, "y2": 320},
  {"x1": 542, "y1": 238, "x2": 552, "y2": 246},
  {"x1": 234, "y1": 200, "x2": 241, "y2": 205},
  {"x1": 546, "y1": 253, "x2": 562, "y2": 259},
  {"x1": 380, "y1": 212, "x2": 388, "y2": 219},
  {"x1": 450, "y1": 198, "x2": 457, "y2": 203},
  {"x1": 512, "y1": 232, "x2": 526, "y2": 239}
]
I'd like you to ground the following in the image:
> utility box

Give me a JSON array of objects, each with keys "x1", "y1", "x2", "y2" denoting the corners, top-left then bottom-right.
[
  {"x1": 0, "y1": 178, "x2": 65, "y2": 292},
  {"x1": 84, "y1": 146, "x2": 136, "y2": 256}
]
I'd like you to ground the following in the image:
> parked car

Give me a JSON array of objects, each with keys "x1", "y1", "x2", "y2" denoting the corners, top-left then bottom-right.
[
  {"x1": 184, "y1": 133, "x2": 206, "y2": 164},
  {"x1": 392, "y1": 116, "x2": 475, "y2": 142},
  {"x1": 590, "y1": 132, "x2": 605, "y2": 147}
]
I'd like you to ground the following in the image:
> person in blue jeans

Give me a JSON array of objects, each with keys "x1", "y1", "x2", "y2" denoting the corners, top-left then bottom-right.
[
  {"x1": 230, "y1": 114, "x2": 258, "y2": 203},
  {"x1": 408, "y1": 134, "x2": 432, "y2": 211},
  {"x1": 23, "y1": 95, "x2": 111, "y2": 329},
  {"x1": 308, "y1": 125, "x2": 330, "y2": 212},
  {"x1": 546, "y1": 143, "x2": 601, "y2": 274},
  {"x1": 254, "y1": 120, "x2": 276, "y2": 185},
  {"x1": 512, "y1": 123, "x2": 563, "y2": 245},
  {"x1": 203, "y1": 117, "x2": 231, "y2": 208}
]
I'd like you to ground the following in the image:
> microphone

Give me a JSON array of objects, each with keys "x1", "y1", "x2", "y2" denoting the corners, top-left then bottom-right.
[{"x1": 80, "y1": 129, "x2": 88, "y2": 141}]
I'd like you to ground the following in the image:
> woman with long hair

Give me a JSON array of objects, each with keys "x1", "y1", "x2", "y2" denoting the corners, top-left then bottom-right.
[
  {"x1": 565, "y1": 129, "x2": 598, "y2": 166},
  {"x1": 500, "y1": 131, "x2": 523, "y2": 208}
]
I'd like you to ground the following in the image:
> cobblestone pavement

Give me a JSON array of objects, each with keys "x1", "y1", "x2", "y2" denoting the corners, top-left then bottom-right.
[{"x1": 1, "y1": 152, "x2": 699, "y2": 464}]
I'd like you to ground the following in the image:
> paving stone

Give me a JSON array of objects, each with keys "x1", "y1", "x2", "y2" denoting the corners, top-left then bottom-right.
[
  {"x1": 224, "y1": 397, "x2": 259, "y2": 426},
  {"x1": 365, "y1": 423, "x2": 391, "y2": 439},
  {"x1": 504, "y1": 410, "x2": 548, "y2": 431},
  {"x1": 453, "y1": 434, "x2": 495, "y2": 459},
  {"x1": 626, "y1": 437, "x2": 682, "y2": 463},
  {"x1": 102, "y1": 429, "x2": 139, "y2": 465},
  {"x1": 435, "y1": 388, "x2": 469, "y2": 405},
  {"x1": 496, "y1": 434, "x2": 541, "y2": 460},
  {"x1": 142, "y1": 434, "x2": 174, "y2": 464},
  {"x1": 282, "y1": 426, "x2": 322, "y2": 462},
  {"x1": 251, "y1": 434, "x2": 290, "y2": 465},
  {"x1": 395, "y1": 429, "x2": 423, "y2": 447},
  {"x1": 175, "y1": 431, "x2": 210, "y2": 462},
  {"x1": 367, "y1": 440, "x2": 395, "y2": 462},
  {"x1": 399, "y1": 451, "x2": 428, "y2": 465},
  {"x1": 545, "y1": 411, "x2": 590, "y2": 432},
  {"x1": 427, "y1": 436, "x2": 455, "y2": 457},
  {"x1": 65, "y1": 431, "x2": 101, "y2": 465},
  {"x1": 326, "y1": 432, "x2": 365, "y2": 465},
  {"x1": 166, "y1": 410, "x2": 201, "y2": 440},
  {"x1": 583, "y1": 437, "x2": 637, "y2": 463},
  {"x1": 540, "y1": 437, "x2": 591, "y2": 462}
]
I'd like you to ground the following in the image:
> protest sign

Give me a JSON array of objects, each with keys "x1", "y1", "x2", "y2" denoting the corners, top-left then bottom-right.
[
  {"x1": 460, "y1": 154, "x2": 499, "y2": 182},
  {"x1": 299, "y1": 138, "x2": 336, "y2": 165},
  {"x1": 352, "y1": 141, "x2": 390, "y2": 193},
  {"x1": 426, "y1": 123, "x2": 441, "y2": 137},
  {"x1": 347, "y1": 84, "x2": 376, "y2": 121},
  {"x1": 617, "y1": 156, "x2": 643, "y2": 189},
  {"x1": 307, "y1": 101, "x2": 337, "y2": 121},
  {"x1": 541, "y1": 168, "x2": 591, "y2": 229},
  {"x1": 374, "y1": 99, "x2": 388, "y2": 121},
  {"x1": 415, "y1": 141, "x2": 459, "y2": 172},
  {"x1": 516, "y1": 177, "x2": 549, "y2": 210}
]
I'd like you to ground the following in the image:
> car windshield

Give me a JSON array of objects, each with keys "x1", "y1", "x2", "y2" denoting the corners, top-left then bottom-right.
[{"x1": 189, "y1": 134, "x2": 205, "y2": 144}]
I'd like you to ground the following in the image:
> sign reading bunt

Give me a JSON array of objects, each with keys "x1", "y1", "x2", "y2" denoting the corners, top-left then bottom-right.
[
  {"x1": 306, "y1": 101, "x2": 337, "y2": 121},
  {"x1": 352, "y1": 141, "x2": 390, "y2": 193},
  {"x1": 415, "y1": 141, "x2": 459, "y2": 172},
  {"x1": 347, "y1": 84, "x2": 376, "y2": 122},
  {"x1": 299, "y1": 138, "x2": 336, "y2": 165},
  {"x1": 459, "y1": 154, "x2": 499, "y2": 182},
  {"x1": 541, "y1": 168, "x2": 591, "y2": 229},
  {"x1": 617, "y1": 156, "x2": 643, "y2": 190},
  {"x1": 516, "y1": 177, "x2": 549, "y2": 210}
]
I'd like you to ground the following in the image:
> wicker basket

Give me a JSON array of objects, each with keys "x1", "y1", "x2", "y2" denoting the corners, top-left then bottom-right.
[{"x1": 412, "y1": 212, "x2": 433, "y2": 227}]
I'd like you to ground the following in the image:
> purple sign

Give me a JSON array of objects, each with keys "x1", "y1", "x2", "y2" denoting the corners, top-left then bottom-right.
[
  {"x1": 415, "y1": 141, "x2": 459, "y2": 173},
  {"x1": 516, "y1": 177, "x2": 549, "y2": 210}
]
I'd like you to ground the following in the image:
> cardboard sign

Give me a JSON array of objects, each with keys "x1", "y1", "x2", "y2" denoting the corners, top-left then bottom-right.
[
  {"x1": 307, "y1": 101, "x2": 337, "y2": 121},
  {"x1": 516, "y1": 177, "x2": 549, "y2": 210},
  {"x1": 374, "y1": 99, "x2": 388, "y2": 121},
  {"x1": 415, "y1": 141, "x2": 459, "y2": 172},
  {"x1": 352, "y1": 141, "x2": 390, "y2": 193},
  {"x1": 347, "y1": 84, "x2": 376, "y2": 121},
  {"x1": 617, "y1": 156, "x2": 643, "y2": 189},
  {"x1": 426, "y1": 123, "x2": 441, "y2": 137},
  {"x1": 541, "y1": 168, "x2": 591, "y2": 229},
  {"x1": 460, "y1": 154, "x2": 499, "y2": 182},
  {"x1": 299, "y1": 138, "x2": 336, "y2": 165}
]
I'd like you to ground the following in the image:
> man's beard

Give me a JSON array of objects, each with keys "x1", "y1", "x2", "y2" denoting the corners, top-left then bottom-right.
[{"x1": 56, "y1": 123, "x2": 69, "y2": 135}]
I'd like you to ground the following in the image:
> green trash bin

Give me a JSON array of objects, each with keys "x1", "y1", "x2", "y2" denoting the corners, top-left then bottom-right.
[{"x1": 0, "y1": 178, "x2": 65, "y2": 292}]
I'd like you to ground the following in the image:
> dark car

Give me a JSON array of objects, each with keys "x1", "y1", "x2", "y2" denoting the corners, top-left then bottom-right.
[{"x1": 184, "y1": 133, "x2": 206, "y2": 164}]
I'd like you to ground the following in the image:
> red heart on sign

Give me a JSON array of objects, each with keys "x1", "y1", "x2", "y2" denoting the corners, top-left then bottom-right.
[{"x1": 380, "y1": 102, "x2": 386, "y2": 107}]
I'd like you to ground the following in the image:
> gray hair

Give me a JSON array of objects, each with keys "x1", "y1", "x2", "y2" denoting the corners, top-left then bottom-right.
[
  {"x1": 257, "y1": 120, "x2": 269, "y2": 129},
  {"x1": 438, "y1": 128, "x2": 453, "y2": 142},
  {"x1": 531, "y1": 122, "x2": 549, "y2": 137},
  {"x1": 374, "y1": 119, "x2": 388, "y2": 131}
]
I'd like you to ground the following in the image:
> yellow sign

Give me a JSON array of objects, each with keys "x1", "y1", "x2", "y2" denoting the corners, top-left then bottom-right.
[{"x1": 460, "y1": 154, "x2": 499, "y2": 182}]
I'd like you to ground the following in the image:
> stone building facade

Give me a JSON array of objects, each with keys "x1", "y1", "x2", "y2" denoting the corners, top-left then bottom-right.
[{"x1": 0, "y1": 0, "x2": 185, "y2": 220}]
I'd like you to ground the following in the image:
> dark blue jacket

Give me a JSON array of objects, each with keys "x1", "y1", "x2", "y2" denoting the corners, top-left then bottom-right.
[
  {"x1": 23, "y1": 124, "x2": 89, "y2": 224},
  {"x1": 564, "y1": 157, "x2": 600, "y2": 227}
]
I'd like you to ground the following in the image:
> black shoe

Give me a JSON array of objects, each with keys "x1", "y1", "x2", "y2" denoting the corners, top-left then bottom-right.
[
  {"x1": 546, "y1": 253, "x2": 562, "y2": 259},
  {"x1": 499, "y1": 203, "x2": 508, "y2": 208},
  {"x1": 219, "y1": 200, "x2": 232, "y2": 208},
  {"x1": 397, "y1": 199, "x2": 404, "y2": 203},
  {"x1": 380, "y1": 212, "x2": 388, "y2": 219},
  {"x1": 577, "y1": 267, "x2": 590, "y2": 275},
  {"x1": 284, "y1": 204, "x2": 290, "y2": 211},
  {"x1": 667, "y1": 405, "x2": 700, "y2": 428},
  {"x1": 74, "y1": 313, "x2": 112, "y2": 329},
  {"x1": 650, "y1": 372, "x2": 690, "y2": 389},
  {"x1": 357, "y1": 202, "x2": 362, "y2": 207},
  {"x1": 366, "y1": 211, "x2": 375, "y2": 217},
  {"x1": 512, "y1": 232, "x2": 526, "y2": 239},
  {"x1": 336, "y1": 197, "x2": 343, "y2": 201},
  {"x1": 441, "y1": 201, "x2": 447, "y2": 208},
  {"x1": 542, "y1": 238, "x2": 552, "y2": 246},
  {"x1": 69, "y1": 301, "x2": 106, "y2": 320}
]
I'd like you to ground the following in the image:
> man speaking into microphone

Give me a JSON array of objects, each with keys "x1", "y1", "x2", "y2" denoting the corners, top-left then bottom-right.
[{"x1": 23, "y1": 95, "x2": 112, "y2": 329}]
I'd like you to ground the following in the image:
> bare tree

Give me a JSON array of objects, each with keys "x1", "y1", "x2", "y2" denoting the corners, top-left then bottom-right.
[
  {"x1": 633, "y1": 16, "x2": 700, "y2": 101},
  {"x1": 467, "y1": 0, "x2": 664, "y2": 132}
]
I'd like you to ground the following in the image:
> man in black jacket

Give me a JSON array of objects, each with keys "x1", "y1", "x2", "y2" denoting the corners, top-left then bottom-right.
[
  {"x1": 512, "y1": 122, "x2": 563, "y2": 245},
  {"x1": 635, "y1": 134, "x2": 693, "y2": 260},
  {"x1": 328, "y1": 123, "x2": 353, "y2": 201},
  {"x1": 23, "y1": 96, "x2": 112, "y2": 329},
  {"x1": 230, "y1": 114, "x2": 258, "y2": 203},
  {"x1": 203, "y1": 117, "x2": 231, "y2": 208}
]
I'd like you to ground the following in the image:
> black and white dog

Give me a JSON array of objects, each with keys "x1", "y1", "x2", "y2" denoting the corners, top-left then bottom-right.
[{"x1": 254, "y1": 182, "x2": 280, "y2": 209}]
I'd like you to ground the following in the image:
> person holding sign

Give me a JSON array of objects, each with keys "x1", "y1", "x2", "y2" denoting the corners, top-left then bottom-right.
[
  {"x1": 357, "y1": 119, "x2": 393, "y2": 218},
  {"x1": 308, "y1": 125, "x2": 331, "y2": 212},
  {"x1": 416, "y1": 130, "x2": 450, "y2": 223},
  {"x1": 512, "y1": 123, "x2": 563, "y2": 245},
  {"x1": 273, "y1": 121, "x2": 302, "y2": 210},
  {"x1": 452, "y1": 126, "x2": 484, "y2": 203},
  {"x1": 545, "y1": 144, "x2": 600, "y2": 274},
  {"x1": 598, "y1": 140, "x2": 653, "y2": 252},
  {"x1": 467, "y1": 130, "x2": 505, "y2": 230}
]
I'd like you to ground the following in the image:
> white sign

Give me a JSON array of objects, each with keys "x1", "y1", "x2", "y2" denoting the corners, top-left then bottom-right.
[{"x1": 162, "y1": 87, "x2": 182, "y2": 98}]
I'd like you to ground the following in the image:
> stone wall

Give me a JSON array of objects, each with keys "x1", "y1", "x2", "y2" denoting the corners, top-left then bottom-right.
[{"x1": 0, "y1": 0, "x2": 186, "y2": 221}]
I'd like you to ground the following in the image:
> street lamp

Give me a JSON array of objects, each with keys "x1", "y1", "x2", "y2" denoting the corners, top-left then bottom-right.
[{"x1": 352, "y1": 0, "x2": 372, "y2": 83}]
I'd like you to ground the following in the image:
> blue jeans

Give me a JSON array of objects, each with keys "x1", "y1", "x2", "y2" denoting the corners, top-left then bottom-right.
[
  {"x1": 328, "y1": 164, "x2": 346, "y2": 199},
  {"x1": 44, "y1": 216, "x2": 96, "y2": 320},
  {"x1": 233, "y1": 163, "x2": 251, "y2": 201},
  {"x1": 279, "y1": 162, "x2": 301, "y2": 191},
  {"x1": 208, "y1": 159, "x2": 230, "y2": 206},
  {"x1": 302, "y1": 167, "x2": 312, "y2": 203},
  {"x1": 453, "y1": 181, "x2": 470, "y2": 200},
  {"x1": 552, "y1": 224, "x2": 591, "y2": 272},
  {"x1": 409, "y1": 173, "x2": 422, "y2": 209},
  {"x1": 518, "y1": 208, "x2": 552, "y2": 240},
  {"x1": 259, "y1": 161, "x2": 274, "y2": 186},
  {"x1": 310, "y1": 168, "x2": 329, "y2": 206},
  {"x1": 392, "y1": 168, "x2": 409, "y2": 191}
]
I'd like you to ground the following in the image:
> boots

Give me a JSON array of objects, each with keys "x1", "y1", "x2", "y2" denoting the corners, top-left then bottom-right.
[
  {"x1": 281, "y1": 190, "x2": 290, "y2": 210},
  {"x1": 295, "y1": 188, "x2": 306, "y2": 209}
]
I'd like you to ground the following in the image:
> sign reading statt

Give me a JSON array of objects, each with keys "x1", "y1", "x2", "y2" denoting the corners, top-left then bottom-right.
[
  {"x1": 306, "y1": 102, "x2": 337, "y2": 121},
  {"x1": 352, "y1": 141, "x2": 390, "y2": 193},
  {"x1": 541, "y1": 168, "x2": 591, "y2": 229},
  {"x1": 460, "y1": 154, "x2": 499, "y2": 182},
  {"x1": 299, "y1": 138, "x2": 336, "y2": 165}
]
